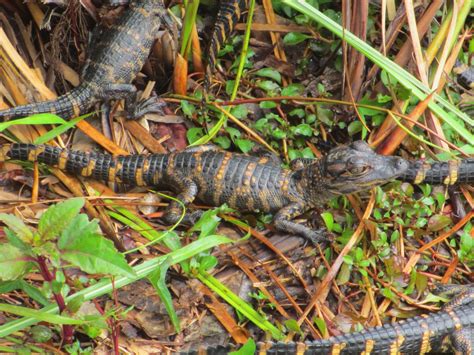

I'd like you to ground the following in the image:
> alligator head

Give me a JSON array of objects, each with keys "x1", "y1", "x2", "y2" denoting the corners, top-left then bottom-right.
[{"x1": 297, "y1": 141, "x2": 409, "y2": 204}]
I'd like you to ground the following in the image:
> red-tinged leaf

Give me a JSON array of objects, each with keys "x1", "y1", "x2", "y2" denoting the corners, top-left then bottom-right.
[{"x1": 0, "y1": 244, "x2": 32, "y2": 281}]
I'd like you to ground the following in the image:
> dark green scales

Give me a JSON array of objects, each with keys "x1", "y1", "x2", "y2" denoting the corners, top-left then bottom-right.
[
  {"x1": 1, "y1": 141, "x2": 473, "y2": 244},
  {"x1": 1, "y1": 142, "x2": 474, "y2": 354},
  {"x1": 190, "y1": 285, "x2": 474, "y2": 354},
  {"x1": 0, "y1": 0, "x2": 167, "y2": 121},
  {"x1": 1, "y1": 0, "x2": 473, "y2": 353}
]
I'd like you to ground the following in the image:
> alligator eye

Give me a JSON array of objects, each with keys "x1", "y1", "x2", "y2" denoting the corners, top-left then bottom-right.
[
  {"x1": 340, "y1": 165, "x2": 369, "y2": 177},
  {"x1": 350, "y1": 166, "x2": 369, "y2": 175}
]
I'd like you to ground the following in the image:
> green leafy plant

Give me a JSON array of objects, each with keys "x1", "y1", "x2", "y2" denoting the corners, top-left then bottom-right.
[{"x1": 0, "y1": 198, "x2": 134, "y2": 344}]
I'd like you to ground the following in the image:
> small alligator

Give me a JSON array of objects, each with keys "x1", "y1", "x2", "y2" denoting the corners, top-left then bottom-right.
[
  {"x1": 205, "y1": 0, "x2": 249, "y2": 86},
  {"x1": 1, "y1": 141, "x2": 473, "y2": 244},
  {"x1": 0, "y1": 0, "x2": 167, "y2": 121},
  {"x1": 188, "y1": 284, "x2": 474, "y2": 354}
]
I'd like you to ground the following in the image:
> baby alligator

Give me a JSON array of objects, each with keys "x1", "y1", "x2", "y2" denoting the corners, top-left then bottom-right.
[
  {"x1": 187, "y1": 284, "x2": 474, "y2": 354},
  {"x1": 1, "y1": 141, "x2": 473, "y2": 244},
  {"x1": 0, "y1": 0, "x2": 167, "y2": 121}
]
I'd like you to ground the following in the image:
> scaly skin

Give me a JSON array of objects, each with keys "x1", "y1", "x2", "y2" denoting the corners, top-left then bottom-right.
[
  {"x1": 399, "y1": 159, "x2": 474, "y2": 185},
  {"x1": 1, "y1": 141, "x2": 473, "y2": 243},
  {"x1": 189, "y1": 285, "x2": 474, "y2": 355},
  {"x1": 205, "y1": 0, "x2": 249, "y2": 87},
  {"x1": 1, "y1": 142, "x2": 473, "y2": 353},
  {"x1": 0, "y1": 0, "x2": 167, "y2": 121},
  {"x1": 1, "y1": 141, "x2": 408, "y2": 244}
]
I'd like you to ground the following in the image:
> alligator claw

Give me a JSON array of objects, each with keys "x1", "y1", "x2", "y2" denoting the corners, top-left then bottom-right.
[
  {"x1": 303, "y1": 228, "x2": 332, "y2": 245},
  {"x1": 128, "y1": 96, "x2": 166, "y2": 119}
]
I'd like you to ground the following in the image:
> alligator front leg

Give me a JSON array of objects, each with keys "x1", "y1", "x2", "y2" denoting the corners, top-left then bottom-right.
[
  {"x1": 290, "y1": 158, "x2": 316, "y2": 170},
  {"x1": 274, "y1": 203, "x2": 328, "y2": 244},
  {"x1": 99, "y1": 83, "x2": 165, "y2": 120}
]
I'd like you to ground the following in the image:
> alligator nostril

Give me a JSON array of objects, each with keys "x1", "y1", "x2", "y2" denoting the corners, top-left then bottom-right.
[{"x1": 396, "y1": 158, "x2": 407, "y2": 169}]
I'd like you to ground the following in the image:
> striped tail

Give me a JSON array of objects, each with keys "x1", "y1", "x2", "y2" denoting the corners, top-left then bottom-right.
[
  {"x1": 398, "y1": 159, "x2": 474, "y2": 185},
  {"x1": 0, "y1": 85, "x2": 94, "y2": 121},
  {"x1": 204, "y1": 0, "x2": 248, "y2": 88},
  {"x1": 0, "y1": 143, "x2": 153, "y2": 187}
]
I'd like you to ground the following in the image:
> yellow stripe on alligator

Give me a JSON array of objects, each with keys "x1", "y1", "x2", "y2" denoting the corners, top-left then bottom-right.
[
  {"x1": 389, "y1": 335, "x2": 405, "y2": 354},
  {"x1": 0, "y1": 144, "x2": 11, "y2": 161},
  {"x1": 136, "y1": 158, "x2": 150, "y2": 187},
  {"x1": 296, "y1": 342, "x2": 307, "y2": 355},
  {"x1": 419, "y1": 321, "x2": 432, "y2": 354},
  {"x1": 448, "y1": 310, "x2": 462, "y2": 331},
  {"x1": 331, "y1": 342, "x2": 346, "y2": 354},
  {"x1": 361, "y1": 339, "x2": 374, "y2": 354},
  {"x1": 443, "y1": 160, "x2": 459, "y2": 185},
  {"x1": 81, "y1": 158, "x2": 96, "y2": 178},
  {"x1": 58, "y1": 149, "x2": 69, "y2": 170},
  {"x1": 27, "y1": 145, "x2": 45, "y2": 162},
  {"x1": 414, "y1": 162, "x2": 432, "y2": 184},
  {"x1": 258, "y1": 341, "x2": 270, "y2": 355}
]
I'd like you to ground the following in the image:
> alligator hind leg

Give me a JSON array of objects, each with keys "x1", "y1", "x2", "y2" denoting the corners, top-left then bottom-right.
[
  {"x1": 451, "y1": 328, "x2": 473, "y2": 354},
  {"x1": 440, "y1": 285, "x2": 474, "y2": 354},
  {"x1": 274, "y1": 203, "x2": 328, "y2": 244},
  {"x1": 99, "y1": 83, "x2": 165, "y2": 120},
  {"x1": 163, "y1": 178, "x2": 201, "y2": 225}
]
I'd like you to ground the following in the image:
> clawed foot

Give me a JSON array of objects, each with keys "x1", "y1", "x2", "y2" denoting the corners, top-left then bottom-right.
[
  {"x1": 302, "y1": 228, "x2": 333, "y2": 246},
  {"x1": 162, "y1": 210, "x2": 203, "y2": 226},
  {"x1": 128, "y1": 96, "x2": 166, "y2": 119}
]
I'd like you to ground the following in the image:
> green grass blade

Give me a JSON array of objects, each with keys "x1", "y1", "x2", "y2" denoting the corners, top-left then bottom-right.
[
  {"x1": 0, "y1": 114, "x2": 67, "y2": 133},
  {"x1": 0, "y1": 235, "x2": 233, "y2": 337},
  {"x1": 282, "y1": 0, "x2": 474, "y2": 144},
  {"x1": 0, "y1": 303, "x2": 85, "y2": 325},
  {"x1": 196, "y1": 271, "x2": 284, "y2": 340}
]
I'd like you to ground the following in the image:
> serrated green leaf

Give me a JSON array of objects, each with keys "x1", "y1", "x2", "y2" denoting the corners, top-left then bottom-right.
[
  {"x1": 0, "y1": 214, "x2": 33, "y2": 243},
  {"x1": 38, "y1": 198, "x2": 85, "y2": 242},
  {"x1": 0, "y1": 244, "x2": 32, "y2": 281},
  {"x1": 226, "y1": 80, "x2": 236, "y2": 96},
  {"x1": 60, "y1": 233, "x2": 135, "y2": 278},
  {"x1": 4, "y1": 228, "x2": 32, "y2": 254},
  {"x1": 58, "y1": 214, "x2": 99, "y2": 249},
  {"x1": 272, "y1": 128, "x2": 286, "y2": 139},
  {"x1": 213, "y1": 136, "x2": 231, "y2": 149}
]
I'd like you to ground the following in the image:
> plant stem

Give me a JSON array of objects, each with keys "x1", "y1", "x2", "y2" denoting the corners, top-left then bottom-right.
[{"x1": 36, "y1": 256, "x2": 74, "y2": 345}]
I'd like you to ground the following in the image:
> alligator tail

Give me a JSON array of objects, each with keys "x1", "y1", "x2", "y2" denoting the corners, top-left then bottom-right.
[
  {"x1": 205, "y1": 0, "x2": 248, "y2": 88},
  {"x1": 0, "y1": 84, "x2": 94, "y2": 121},
  {"x1": 0, "y1": 143, "x2": 154, "y2": 187},
  {"x1": 399, "y1": 159, "x2": 474, "y2": 185}
]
